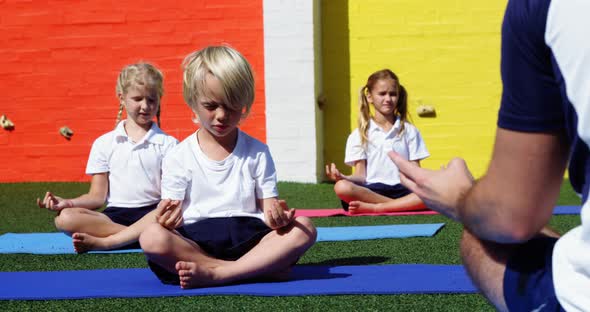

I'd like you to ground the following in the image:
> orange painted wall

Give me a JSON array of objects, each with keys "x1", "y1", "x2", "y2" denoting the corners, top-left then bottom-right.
[{"x1": 0, "y1": 0, "x2": 266, "y2": 182}]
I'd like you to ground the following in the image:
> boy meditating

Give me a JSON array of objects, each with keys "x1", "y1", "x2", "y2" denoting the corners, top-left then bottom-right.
[{"x1": 139, "y1": 45, "x2": 317, "y2": 288}]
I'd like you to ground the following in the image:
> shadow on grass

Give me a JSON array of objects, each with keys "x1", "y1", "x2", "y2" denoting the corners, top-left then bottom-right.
[{"x1": 306, "y1": 256, "x2": 390, "y2": 266}]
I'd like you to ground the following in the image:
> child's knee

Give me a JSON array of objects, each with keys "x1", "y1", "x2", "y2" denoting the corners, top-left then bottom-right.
[
  {"x1": 293, "y1": 216, "x2": 317, "y2": 246},
  {"x1": 54, "y1": 208, "x2": 77, "y2": 232},
  {"x1": 333, "y1": 180, "x2": 355, "y2": 198},
  {"x1": 139, "y1": 223, "x2": 171, "y2": 254}
]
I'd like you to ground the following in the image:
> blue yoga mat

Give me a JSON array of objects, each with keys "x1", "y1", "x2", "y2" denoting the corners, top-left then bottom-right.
[
  {"x1": 0, "y1": 264, "x2": 476, "y2": 300},
  {"x1": 0, "y1": 223, "x2": 444, "y2": 254},
  {"x1": 553, "y1": 205, "x2": 581, "y2": 214}
]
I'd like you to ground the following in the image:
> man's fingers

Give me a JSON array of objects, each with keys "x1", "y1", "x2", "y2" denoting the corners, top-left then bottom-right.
[
  {"x1": 399, "y1": 171, "x2": 420, "y2": 195},
  {"x1": 389, "y1": 151, "x2": 422, "y2": 181},
  {"x1": 448, "y1": 157, "x2": 475, "y2": 181}
]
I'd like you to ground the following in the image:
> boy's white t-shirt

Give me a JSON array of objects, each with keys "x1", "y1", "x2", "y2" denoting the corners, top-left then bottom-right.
[
  {"x1": 161, "y1": 129, "x2": 279, "y2": 225},
  {"x1": 85, "y1": 120, "x2": 178, "y2": 208},
  {"x1": 344, "y1": 119, "x2": 429, "y2": 185}
]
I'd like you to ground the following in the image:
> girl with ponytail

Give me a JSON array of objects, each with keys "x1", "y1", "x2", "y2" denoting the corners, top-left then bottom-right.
[{"x1": 325, "y1": 69, "x2": 429, "y2": 214}]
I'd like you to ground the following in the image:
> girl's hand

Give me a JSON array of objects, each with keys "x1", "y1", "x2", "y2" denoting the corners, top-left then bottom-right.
[
  {"x1": 265, "y1": 199, "x2": 295, "y2": 230},
  {"x1": 36, "y1": 191, "x2": 73, "y2": 212},
  {"x1": 325, "y1": 163, "x2": 345, "y2": 181},
  {"x1": 156, "y1": 199, "x2": 183, "y2": 230}
]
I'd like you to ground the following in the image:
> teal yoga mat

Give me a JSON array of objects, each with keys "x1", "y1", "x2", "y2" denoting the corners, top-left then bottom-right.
[{"x1": 0, "y1": 223, "x2": 444, "y2": 254}]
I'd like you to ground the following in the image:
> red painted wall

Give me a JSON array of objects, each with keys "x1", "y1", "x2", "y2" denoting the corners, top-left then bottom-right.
[{"x1": 0, "y1": 0, "x2": 266, "y2": 182}]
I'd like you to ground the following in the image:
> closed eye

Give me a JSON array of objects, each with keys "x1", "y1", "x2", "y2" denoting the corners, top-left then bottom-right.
[{"x1": 202, "y1": 102, "x2": 218, "y2": 111}]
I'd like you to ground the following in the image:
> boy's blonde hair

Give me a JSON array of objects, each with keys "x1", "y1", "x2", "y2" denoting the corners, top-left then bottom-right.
[
  {"x1": 182, "y1": 45, "x2": 255, "y2": 116},
  {"x1": 115, "y1": 62, "x2": 164, "y2": 127}
]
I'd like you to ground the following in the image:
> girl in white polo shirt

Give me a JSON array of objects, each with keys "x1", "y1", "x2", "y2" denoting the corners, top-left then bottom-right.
[
  {"x1": 326, "y1": 69, "x2": 429, "y2": 214},
  {"x1": 36, "y1": 62, "x2": 177, "y2": 252}
]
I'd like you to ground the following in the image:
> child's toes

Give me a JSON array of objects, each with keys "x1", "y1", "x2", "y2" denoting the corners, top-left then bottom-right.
[
  {"x1": 175, "y1": 261, "x2": 188, "y2": 271},
  {"x1": 175, "y1": 261, "x2": 196, "y2": 274},
  {"x1": 179, "y1": 273, "x2": 191, "y2": 281}
]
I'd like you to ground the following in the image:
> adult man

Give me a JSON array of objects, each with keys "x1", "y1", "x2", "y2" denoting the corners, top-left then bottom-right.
[{"x1": 390, "y1": 0, "x2": 590, "y2": 310}]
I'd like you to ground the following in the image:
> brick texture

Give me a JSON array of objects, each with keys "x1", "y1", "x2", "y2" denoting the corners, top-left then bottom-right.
[
  {"x1": 322, "y1": 0, "x2": 507, "y2": 178},
  {"x1": 0, "y1": 0, "x2": 265, "y2": 182}
]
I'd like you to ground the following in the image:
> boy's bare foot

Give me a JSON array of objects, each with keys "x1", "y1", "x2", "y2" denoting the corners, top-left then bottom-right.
[
  {"x1": 348, "y1": 201, "x2": 378, "y2": 214},
  {"x1": 72, "y1": 232, "x2": 111, "y2": 253},
  {"x1": 176, "y1": 261, "x2": 218, "y2": 289}
]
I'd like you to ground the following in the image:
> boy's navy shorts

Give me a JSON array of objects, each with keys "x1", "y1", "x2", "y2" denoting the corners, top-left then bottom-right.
[
  {"x1": 102, "y1": 203, "x2": 158, "y2": 249},
  {"x1": 503, "y1": 236, "x2": 565, "y2": 311},
  {"x1": 148, "y1": 217, "x2": 272, "y2": 285},
  {"x1": 341, "y1": 183, "x2": 411, "y2": 211}
]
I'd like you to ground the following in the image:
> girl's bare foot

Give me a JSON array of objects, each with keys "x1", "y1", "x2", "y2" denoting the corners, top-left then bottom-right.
[
  {"x1": 175, "y1": 261, "x2": 219, "y2": 289},
  {"x1": 72, "y1": 232, "x2": 111, "y2": 253},
  {"x1": 348, "y1": 201, "x2": 378, "y2": 214}
]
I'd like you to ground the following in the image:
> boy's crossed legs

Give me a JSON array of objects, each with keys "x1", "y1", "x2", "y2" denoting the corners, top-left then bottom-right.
[{"x1": 140, "y1": 216, "x2": 317, "y2": 289}]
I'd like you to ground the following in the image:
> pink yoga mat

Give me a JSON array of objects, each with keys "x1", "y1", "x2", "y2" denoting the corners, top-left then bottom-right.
[
  {"x1": 294, "y1": 208, "x2": 437, "y2": 217},
  {"x1": 294, "y1": 205, "x2": 581, "y2": 217}
]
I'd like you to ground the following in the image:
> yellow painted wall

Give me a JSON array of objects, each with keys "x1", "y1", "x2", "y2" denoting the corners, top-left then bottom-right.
[{"x1": 322, "y1": 0, "x2": 507, "y2": 178}]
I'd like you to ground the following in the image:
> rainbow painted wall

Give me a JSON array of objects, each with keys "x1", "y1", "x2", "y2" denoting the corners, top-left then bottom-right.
[{"x1": 0, "y1": 0, "x2": 507, "y2": 183}]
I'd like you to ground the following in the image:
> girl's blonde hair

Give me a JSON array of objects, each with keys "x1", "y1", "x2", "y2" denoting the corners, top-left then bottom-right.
[
  {"x1": 115, "y1": 62, "x2": 164, "y2": 127},
  {"x1": 358, "y1": 69, "x2": 409, "y2": 148},
  {"x1": 182, "y1": 45, "x2": 254, "y2": 116}
]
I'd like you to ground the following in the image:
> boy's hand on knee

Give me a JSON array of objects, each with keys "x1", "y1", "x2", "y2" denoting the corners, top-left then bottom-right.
[
  {"x1": 265, "y1": 199, "x2": 295, "y2": 230},
  {"x1": 157, "y1": 199, "x2": 183, "y2": 230}
]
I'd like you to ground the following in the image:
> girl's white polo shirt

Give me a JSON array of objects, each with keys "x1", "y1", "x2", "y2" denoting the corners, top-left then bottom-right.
[
  {"x1": 344, "y1": 119, "x2": 429, "y2": 185},
  {"x1": 161, "y1": 129, "x2": 279, "y2": 225},
  {"x1": 85, "y1": 120, "x2": 178, "y2": 208}
]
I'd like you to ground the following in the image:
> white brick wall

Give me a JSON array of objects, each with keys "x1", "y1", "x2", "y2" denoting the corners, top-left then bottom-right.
[{"x1": 263, "y1": 0, "x2": 323, "y2": 183}]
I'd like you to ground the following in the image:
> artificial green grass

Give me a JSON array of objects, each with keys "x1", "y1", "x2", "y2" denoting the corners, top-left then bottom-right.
[{"x1": 0, "y1": 180, "x2": 582, "y2": 311}]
